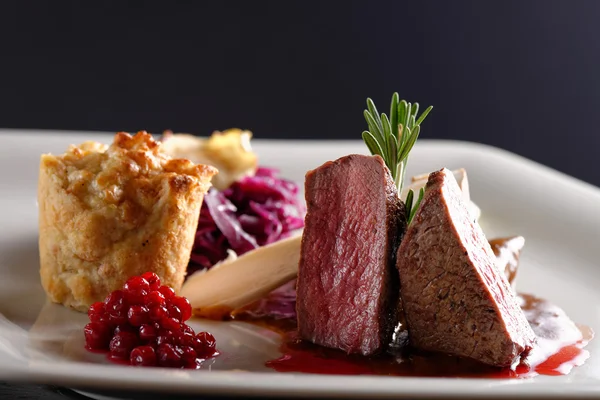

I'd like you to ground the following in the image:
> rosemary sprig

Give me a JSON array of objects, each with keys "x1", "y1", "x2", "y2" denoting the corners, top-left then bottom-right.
[
  {"x1": 405, "y1": 187, "x2": 425, "y2": 224},
  {"x1": 361, "y1": 93, "x2": 432, "y2": 224}
]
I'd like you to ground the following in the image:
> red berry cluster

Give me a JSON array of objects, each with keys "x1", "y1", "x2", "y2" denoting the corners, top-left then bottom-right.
[{"x1": 84, "y1": 272, "x2": 218, "y2": 368}]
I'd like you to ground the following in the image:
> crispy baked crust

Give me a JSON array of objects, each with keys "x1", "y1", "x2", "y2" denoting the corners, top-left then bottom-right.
[{"x1": 38, "y1": 131, "x2": 217, "y2": 312}]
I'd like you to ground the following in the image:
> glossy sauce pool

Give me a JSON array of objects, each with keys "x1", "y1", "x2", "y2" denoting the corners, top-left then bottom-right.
[{"x1": 232, "y1": 293, "x2": 593, "y2": 378}]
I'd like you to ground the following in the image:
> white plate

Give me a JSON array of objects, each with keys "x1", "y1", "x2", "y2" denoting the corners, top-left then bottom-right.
[{"x1": 1, "y1": 130, "x2": 600, "y2": 398}]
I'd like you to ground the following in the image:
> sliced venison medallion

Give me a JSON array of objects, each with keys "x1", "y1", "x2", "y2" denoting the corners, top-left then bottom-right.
[
  {"x1": 396, "y1": 168, "x2": 536, "y2": 367},
  {"x1": 296, "y1": 154, "x2": 407, "y2": 356}
]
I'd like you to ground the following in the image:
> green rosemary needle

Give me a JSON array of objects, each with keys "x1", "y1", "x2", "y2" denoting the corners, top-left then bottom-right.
[{"x1": 361, "y1": 92, "x2": 432, "y2": 223}]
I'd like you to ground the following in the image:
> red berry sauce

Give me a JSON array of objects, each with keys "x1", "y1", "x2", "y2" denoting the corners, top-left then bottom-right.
[{"x1": 84, "y1": 272, "x2": 219, "y2": 368}]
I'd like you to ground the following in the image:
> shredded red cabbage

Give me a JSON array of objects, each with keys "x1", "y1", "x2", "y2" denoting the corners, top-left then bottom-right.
[
  {"x1": 243, "y1": 281, "x2": 297, "y2": 320},
  {"x1": 188, "y1": 167, "x2": 305, "y2": 275}
]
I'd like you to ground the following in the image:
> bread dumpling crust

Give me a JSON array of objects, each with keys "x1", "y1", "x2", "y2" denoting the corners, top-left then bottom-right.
[{"x1": 38, "y1": 131, "x2": 217, "y2": 312}]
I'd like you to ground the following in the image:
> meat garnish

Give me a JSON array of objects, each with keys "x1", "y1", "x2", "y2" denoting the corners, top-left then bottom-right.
[
  {"x1": 296, "y1": 154, "x2": 407, "y2": 356},
  {"x1": 395, "y1": 168, "x2": 536, "y2": 367}
]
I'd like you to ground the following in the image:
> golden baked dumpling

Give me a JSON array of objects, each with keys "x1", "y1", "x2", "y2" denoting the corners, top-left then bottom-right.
[{"x1": 38, "y1": 131, "x2": 217, "y2": 312}]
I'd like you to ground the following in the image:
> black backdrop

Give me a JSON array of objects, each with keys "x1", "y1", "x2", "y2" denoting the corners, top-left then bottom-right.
[{"x1": 1, "y1": 1, "x2": 599, "y2": 185}]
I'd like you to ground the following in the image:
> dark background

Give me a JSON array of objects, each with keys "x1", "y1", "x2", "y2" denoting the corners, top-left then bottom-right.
[{"x1": 0, "y1": 1, "x2": 599, "y2": 186}]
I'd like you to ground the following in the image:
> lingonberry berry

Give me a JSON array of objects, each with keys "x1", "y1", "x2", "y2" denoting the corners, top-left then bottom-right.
[
  {"x1": 130, "y1": 345, "x2": 157, "y2": 367},
  {"x1": 193, "y1": 332, "x2": 217, "y2": 358},
  {"x1": 84, "y1": 322, "x2": 112, "y2": 350},
  {"x1": 148, "y1": 305, "x2": 168, "y2": 322},
  {"x1": 109, "y1": 331, "x2": 139, "y2": 359},
  {"x1": 180, "y1": 346, "x2": 199, "y2": 368},
  {"x1": 156, "y1": 343, "x2": 182, "y2": 368},
  {"x1": 177, "y1": 332, "x2": 195, "y2": 348},
  {"x1": 123, "y1": 276, "x2": 150, "y2": 293},
  {"x1": 138, "y1": 324, "x2": 158, "y2": 343},
  {"x1": 181, "y1": 324, "x2": 195, "y2": 336},
  {"x1": 155, "y1": 334, "x2": 174, "y2": 347},
  {"x1": 161, "y1": 317, "x2": 181, "y2": 332},
  {"x1": 158, "y1": 285, "x2": 175, "y2": 300},
  {"x1": 127, "y1": 305, "x2": 149, "y2": 327},
  {"x1": 167, "y1": 304, "x2": 182, "y2": 322},
  {"x1": 88, "y1": 302, "x2": 106, "y2": 323},
  {"x1": 140, "y1": 272, "x2": 161, "y2": 290},
  {"x1": 171, "y1": 296, "x2": 192, "y2": 322},
  {"x1": 145, "y1": 291, "x2": 166, "y2": 308}
]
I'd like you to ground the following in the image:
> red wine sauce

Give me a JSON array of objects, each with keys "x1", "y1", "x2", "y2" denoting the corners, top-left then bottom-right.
[{"x1": 236, "y1": 293, "x2": 593, "y2": 378}]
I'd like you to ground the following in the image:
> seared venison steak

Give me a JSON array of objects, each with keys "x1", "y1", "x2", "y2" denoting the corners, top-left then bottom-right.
[
  {"x1": 296, "y1": 154, "x2": 407, "y2": 355},
  {"x1": 396, "y1": 168, "x2": 536, "y2": 367}
]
